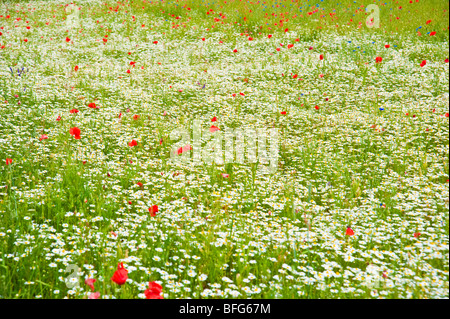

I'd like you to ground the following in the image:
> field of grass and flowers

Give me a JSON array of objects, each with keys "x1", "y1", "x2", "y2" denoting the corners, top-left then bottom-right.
[{"x1": 0, "y1": 0, "x2": 448, "y2": 299}]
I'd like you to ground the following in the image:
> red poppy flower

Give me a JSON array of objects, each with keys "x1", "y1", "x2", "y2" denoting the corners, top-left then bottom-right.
[
  {"x1": 74, "y1": 65, "x2": 79, "y2": 71},
  {"x1": 315, "y1": 105, "x2": 320, "y2": 110},
  {"x1": 445, "y1": 58, "x2": 449, "y2": 63},
  {"x1": 103, "y1": 38, "x2": 107, "y2": 43},
  {"x1": 375, "y1": 56, "x2": 382, "y2": 63},
  {"x1": 69, "y1": 109, "x2": 79, "y2": 114},
  {"x1": 319, "y1": 54, "x2": 324, "y2": 60},
  {"x1": 420, "y1": 60, "x2": 426, "y2": 67},
  {"x1": 153, "y1": 40, "x2": 158, "y2": 44},
  {"x1": 144, "y1": 281, "x2": 163, "y2": 299},
  {"x1": 426, "y1": 20, "x2": 432, "y2": 24},
  {"x1": 280, "y1": 111, "x2": 287, "y2": 115},
  {"x1": 39, "y1": 134, "x2": 48, "y2": 141},
  {"x1": 66, "y1": 37, "x2": 70, "y2": 42},
  {"x1": 137, "y1": 182, "x2": 143, "y2": 188},
  {"x1": 211, "y1": 116, "x2": 217, "y2": 122},
  {"x1": 128, "y1": 139, "x2": 138, "y2": 147},
  {"x1": 445, "y1": 113, "x2": 449, "y2": 117},
  {"x1": 385, "y1": 44, "x2": 390, "y2": 48},
  {"x1": 292, "y1": 74, "x2": 298, "y2": 79},
  {"x1": 345, "y1": 227, "x2": 354, "y2": 236},
  {"x1": 414, "y1": 232, "x2": 421, "y2": 238},
  {"x1": 85, "y1": 278, "x2": 96, "y2": 291},
  {"x1": 177, "y1": 144, "x2": 192, "y2": 155},
  {"x1": 233, "y1": 49, "x2": 237, "y2": 52},
  {"x1": 56, "y1": 115, "x2": 61, "y2": 121},
  {"x1": 430, "y1": 31, "x2": 436, "y2": 36},
  {"x1": 202, "y1": 37, "x2": 205, "y2": 41},
  {"x1": 69, "y1": 127, "x2": 81, "y2": 139},
  {"x1": 221, "y1": 173, "x2": 229, "y2": 178},
  {"x1": 127, "y1": 69, "x2": 131, "y2": 74},
  {"x1": 88, "y1": 102, "x2": 97, "y2": 109},
  {"x1": 111, "y1": 262, "x2": 128, "y2": 285},
  {"x1": 5, "y1": 158, "x2": 12, "y2": 165},
  {"x1": 287, "y1": 44, "x2": 294, "y2": 49},
  {"x1": 210, "y1": 125, "x2": 220, "y2": 132},
  {"x1": 88, "y1": 292, "x2": 100, "y2": 299},
  {"x1": 149, "y1": 205, "x2": 159, "y2": 217},
  {"x1": 268, "y1": 34, "x2": 272, "y2": 38},
  {"x1": 133, "y1": 114, "x2": 140, "y2": 120}
]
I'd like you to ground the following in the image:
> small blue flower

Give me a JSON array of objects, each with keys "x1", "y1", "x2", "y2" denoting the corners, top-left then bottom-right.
[{"x1": 379, "y1": 108, "x2": 384, "y2": 111}]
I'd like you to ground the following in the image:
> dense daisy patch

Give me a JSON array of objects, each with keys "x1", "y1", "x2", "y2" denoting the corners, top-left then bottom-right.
[{"x1": 0, "y1": 0, "x2": 448, "y2": 299}]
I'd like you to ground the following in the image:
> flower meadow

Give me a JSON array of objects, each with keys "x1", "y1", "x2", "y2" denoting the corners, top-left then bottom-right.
[{"x1": 0, "y1": 0, "x2": 448, "y2": 300}]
